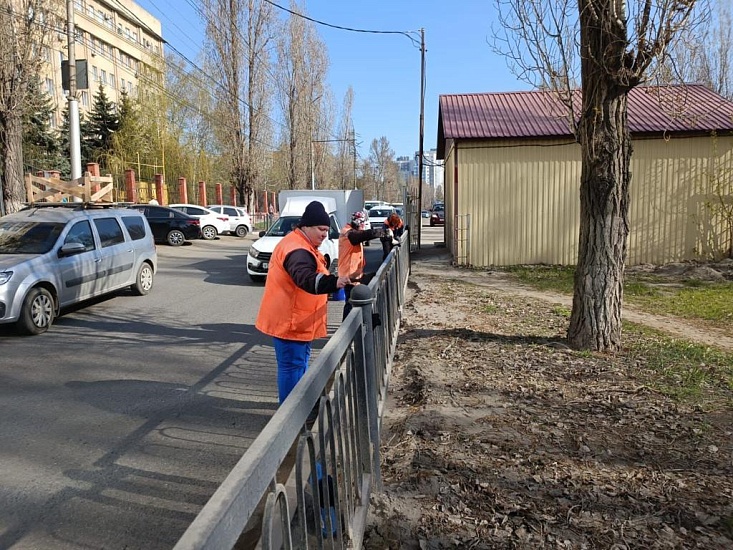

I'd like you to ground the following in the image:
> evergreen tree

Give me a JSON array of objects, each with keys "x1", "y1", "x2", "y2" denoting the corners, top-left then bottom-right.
[
  {"x1": 22, "y1": 78, "x2": 67, "y2": 175},
  {"x1": 86, "y1": 82, "x2": 119, "y2": 170}
]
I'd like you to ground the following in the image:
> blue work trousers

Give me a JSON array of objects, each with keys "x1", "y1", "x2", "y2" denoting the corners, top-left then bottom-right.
[{"x1": 273, "y1": 337, "x2": 312, "y2": 404}]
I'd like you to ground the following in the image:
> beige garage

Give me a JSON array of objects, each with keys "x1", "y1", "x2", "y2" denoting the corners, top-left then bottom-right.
[{"x1": 437, "y1": 85, "x2": 733, "y2": 266}]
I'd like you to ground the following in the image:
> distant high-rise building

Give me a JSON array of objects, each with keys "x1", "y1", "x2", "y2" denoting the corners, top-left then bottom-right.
[
  {"x1": 396, "y1": 155, "x2": 415, "y2": 184},
  {"x1": 414, "y1": 148, "x2": 444, "y2": 200}
]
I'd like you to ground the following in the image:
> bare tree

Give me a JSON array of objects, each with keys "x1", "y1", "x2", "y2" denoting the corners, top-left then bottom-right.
[
  {"x1": 275, "y1": 0, "x2": 329, "y2": 190},
  {"x1": 0, "y1": 1, "x2": 59, "y2": 213},
  {"x1": 202, "y1": 0, "x2": 275, "y2": 208},
  {"x1": 334, "y1": 87, "x2": 355, "y2": 189},
  {"x1": 660, "y1": 0, "x2": 732, "y2": 99},
  {"x1": 492, "y1": 0, "x2": 704, "y2": 351},
  {"x1": 368, "y1": 137, "x2": 397, "y2": 202}
]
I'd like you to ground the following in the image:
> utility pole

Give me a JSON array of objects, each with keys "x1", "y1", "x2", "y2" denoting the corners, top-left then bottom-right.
[
  {"x1": 352, "y1": 129, "x2": 357, "y2": 190},
  {"x1": 417, "y1": 28, "x2": 425, "y2": 249},
  {"x1": 66, "y1": 0, "x2": 82, "y2": 184}
]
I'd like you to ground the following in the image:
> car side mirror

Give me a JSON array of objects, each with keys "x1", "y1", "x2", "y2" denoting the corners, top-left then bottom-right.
[
  {"x1": 59, "y1": 242, "x2": 86, "y2": 257},
  {"x1": 258, "y1": 230, "x2": 266, "y2": 238}
]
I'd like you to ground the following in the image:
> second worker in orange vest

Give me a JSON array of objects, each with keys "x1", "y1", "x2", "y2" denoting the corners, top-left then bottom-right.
[
  {"x1": 256, "y1": 201, "x2": 351, "y2": 404},
  {"x1": 338, "y1": 211, "x2": 383, "y2": 319}
]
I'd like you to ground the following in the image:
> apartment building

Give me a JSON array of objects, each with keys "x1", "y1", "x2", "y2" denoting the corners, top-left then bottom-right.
[{"x1": 42, "y1": 0, "x2": 164, "y2": 128}]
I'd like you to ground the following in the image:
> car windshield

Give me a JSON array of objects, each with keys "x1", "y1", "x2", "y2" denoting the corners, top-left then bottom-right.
[
  {"x1": 369, "y1": 209, "x2": 392, "y2": 217},
  {"x1": 0, "y1": 221, "x2": 65, "y2": 254},
  {"x1": 264, "y1": 216, "x2": 299, "y2": 237}
]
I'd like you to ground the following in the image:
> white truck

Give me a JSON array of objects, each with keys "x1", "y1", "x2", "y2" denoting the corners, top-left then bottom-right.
[
  {"x1": 246, "y1": 190, "x2": 363, "y2": 282},
  {"x1": 277, "y1": 189, "x2": 364, "y2": 228}
]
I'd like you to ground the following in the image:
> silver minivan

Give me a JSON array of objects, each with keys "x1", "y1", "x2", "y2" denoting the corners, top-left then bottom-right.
[{"x1": 0, "y1": 203, "x2": 157, "y2": 335}]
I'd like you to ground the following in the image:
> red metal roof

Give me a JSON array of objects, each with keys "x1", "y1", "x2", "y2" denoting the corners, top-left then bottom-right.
[{"x1": 437, "y1": 85, "x2": 733, "y2": 157}]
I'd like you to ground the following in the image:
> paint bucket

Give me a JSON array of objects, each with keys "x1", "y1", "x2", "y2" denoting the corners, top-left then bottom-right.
[{"x1": 330, "y1": 288, "x2": 346, "y2": 301}]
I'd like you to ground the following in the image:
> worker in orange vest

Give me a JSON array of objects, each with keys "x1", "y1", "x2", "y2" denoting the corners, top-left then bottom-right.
[
  {"x1": 256, "y1": 201, "x2": 351, "y2": 403},
  {"x1": 338, "y1": 211, "x2": 382, "y2": 319}
]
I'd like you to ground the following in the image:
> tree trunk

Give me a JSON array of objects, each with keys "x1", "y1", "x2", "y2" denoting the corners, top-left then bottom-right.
[
  {"x1": 568, "y1": 3, "x2": 632, "y2": 352},
  {"x1": 2, "y1": 114, "x2": 26, "y2": 213}
]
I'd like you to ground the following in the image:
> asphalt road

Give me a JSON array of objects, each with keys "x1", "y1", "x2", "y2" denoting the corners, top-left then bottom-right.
[
  {"x1": 0, "y1": 228, "x2": 400, "y2": 550},
  {"x1": 0, "y1": 221, "x2": 444, "y2": 549}
]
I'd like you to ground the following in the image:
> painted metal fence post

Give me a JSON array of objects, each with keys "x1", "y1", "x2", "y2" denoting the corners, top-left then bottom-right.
[{"x1": 349, "y1": 284, "x2": 382, "y2": 490}]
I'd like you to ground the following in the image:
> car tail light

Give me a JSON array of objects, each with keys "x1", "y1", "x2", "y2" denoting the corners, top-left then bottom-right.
[{"x1": 187, "y1": 219, "x2": 200, "y2": 226}]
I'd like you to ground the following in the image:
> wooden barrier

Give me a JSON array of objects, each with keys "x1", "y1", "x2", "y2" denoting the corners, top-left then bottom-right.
[{"x1": 25, "y1": 173, "x2": 114, "y2": 203}]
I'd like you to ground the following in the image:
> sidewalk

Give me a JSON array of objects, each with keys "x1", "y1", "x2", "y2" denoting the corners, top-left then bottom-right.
[{"x1": 408, "y1": 247, "x2": 733, "y2": 352}]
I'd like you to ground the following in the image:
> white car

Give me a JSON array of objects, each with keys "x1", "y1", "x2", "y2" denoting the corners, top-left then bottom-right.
[
  {"x1": 367, "y1": 207, "x2": 395, "y2": 228},
  {"x1": 168, "y1": 204, "x2": 229, "y2": 240},
  {"x1": 208, "y1": 205, "x2": 252, "y2": 237},
  {"x1": 247, "y1": 213, "x2": 340, "y2": 283}
]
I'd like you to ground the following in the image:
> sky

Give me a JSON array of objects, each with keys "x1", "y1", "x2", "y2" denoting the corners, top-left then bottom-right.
[{"x1": 134, "y1": 0, "x2": 531, "y2": 160}]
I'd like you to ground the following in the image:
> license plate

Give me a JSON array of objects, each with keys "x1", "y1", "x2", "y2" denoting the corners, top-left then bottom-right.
[{"x1": 262, "y1": 262, "x2": 268, "y2": 269}]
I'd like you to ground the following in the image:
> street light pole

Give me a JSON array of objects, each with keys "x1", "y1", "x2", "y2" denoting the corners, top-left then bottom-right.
[
  {"x1": 66, "y1": 0, "x2": 82, "y2": 184},
  {"x1": 417, "y1": 28, "x2": 425, "y2": 249}
]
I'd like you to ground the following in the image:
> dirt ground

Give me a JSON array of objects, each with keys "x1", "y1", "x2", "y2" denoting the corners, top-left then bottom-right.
[{"x1": 363, "y1": 254, "x2": 733, "y2": 549}]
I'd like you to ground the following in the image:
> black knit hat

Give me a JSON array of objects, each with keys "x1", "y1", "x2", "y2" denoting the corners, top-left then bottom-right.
[{"x1": 300, "y1": 201, "x2": 330, "y2": 227}]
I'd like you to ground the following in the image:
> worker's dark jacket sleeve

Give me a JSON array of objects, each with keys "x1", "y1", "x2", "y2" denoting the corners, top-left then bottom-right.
[
  {"x1": 347, "y1": 227, "x2": 381, "y2": 245},
  {"x1": 284, "y1": 249, "x2": 338, "y2": 294}
]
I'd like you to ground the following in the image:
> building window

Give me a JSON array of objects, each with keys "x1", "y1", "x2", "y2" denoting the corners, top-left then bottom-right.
[
  {"x1": 45, "y1": 77, "x2": 54, "y2": 95},
  {"x1": 92, "y1": 65, "x2": 98, "y2": 81},
  {"x1": 86, "y1": 6, "x2": 93, "y2": 18},
  {"x1": 59, "y1": 51, "x2": 66, "y2": 63},
  {"x1": 108, "y1": 72, "x2": 115, "y2": 89},
  {"x1": 42, "y1": 46, "x2": 51, "y2": 62},
  {"x1": 81, "y1": 90, "x2": 89, "y2": 107},
  {"x1": 120, "y1": 78, "x2": 126, "y2": 92},
  {"x1": 100, "y1": 69, "x2": 107, "y2": 85},
  {"x1": 74, "y1": 0, "x2": 82, "y2": 11}
]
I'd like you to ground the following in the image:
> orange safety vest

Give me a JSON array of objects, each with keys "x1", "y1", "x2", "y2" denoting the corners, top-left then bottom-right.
[
  {"x1": 255, "y1": 229, "x2": 330, "y2": 341},
  {"x1": 338, "y1": 225, "x2": 366, "y2": 279}
]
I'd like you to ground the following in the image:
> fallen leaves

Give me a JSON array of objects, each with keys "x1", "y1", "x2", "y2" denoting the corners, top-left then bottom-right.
[{"x1": 363, "y1": 273, "x2": 733, "y2": 549}]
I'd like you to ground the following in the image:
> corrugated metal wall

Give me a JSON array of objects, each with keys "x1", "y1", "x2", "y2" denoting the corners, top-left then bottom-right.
[{"x1": 449, "y1": 135, "x2": 733, "y2": 266}]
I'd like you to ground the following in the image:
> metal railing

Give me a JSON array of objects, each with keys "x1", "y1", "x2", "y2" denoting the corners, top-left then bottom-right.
[{"x1": 174, "y1": 233, "x2": 410, "y2": 549}]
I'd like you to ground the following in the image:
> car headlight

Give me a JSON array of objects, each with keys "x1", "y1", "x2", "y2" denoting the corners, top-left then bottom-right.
[
  {"x1": 249, "y1": 248, "x2": 261, "y2": 259},
  {"x1": 0, "y1": 271, "x2": 12, "y2": 285}
]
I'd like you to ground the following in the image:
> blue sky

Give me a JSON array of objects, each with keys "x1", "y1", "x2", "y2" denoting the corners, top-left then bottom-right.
[{"x1": 135, "y1": 0, "x2": 531, "y2": 159}]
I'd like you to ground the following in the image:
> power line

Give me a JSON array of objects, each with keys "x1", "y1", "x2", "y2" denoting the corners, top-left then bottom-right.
[{"x1": 261, "y1": 0, "x2": 422, "y2": 48}]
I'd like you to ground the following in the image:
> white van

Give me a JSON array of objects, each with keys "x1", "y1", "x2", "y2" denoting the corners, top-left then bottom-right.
[{"x1": 246, "y1": 197, "x2": 340, "y2": 283}]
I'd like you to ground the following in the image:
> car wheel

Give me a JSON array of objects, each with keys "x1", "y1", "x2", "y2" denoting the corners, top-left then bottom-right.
[
  {"x1": 131, "y1": 262, "x2": 154, "y2": 296},
  {"x1": 167, "y1": 229, "x2": 185, "y2": 246},
  {"x1": 201, "y1": 225, "x2": 217, "y2": 240},
  {"x1": 17, "y1": 287, "x2": 55, "y2": 335},
  {"x1": 249, "y1": 274, "x2": 265, "y2": 283},
  {"x1": 430, "y1": 220, "x2": 435, "y2": 227},
  {"x1": 235, "y1": 225, "x2": 249, "y2": 238}
]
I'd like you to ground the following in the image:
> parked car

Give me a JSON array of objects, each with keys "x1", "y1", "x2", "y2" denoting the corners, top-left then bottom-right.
[
  {"x1": 430, "y1": 205, "x2": 445, "y2": 227},
  {"x1": 168, "y1": 204, "x2": 229, "y2": 240},
  {"x1": 367, "y1": 207, "x2": 396, "y2": 228},
  {"x1": 126, "y1": 204, "x2": 202, "y2": 246},
  {"x1": 246, "y1": 213, "x2": 340, "y2": 283},
  {"x1": 421, "y1": 210, "x2": 430, "y2": 218},
  {"x1": 208, "y1": 205, "x2": 252, "y2": 237},
  {"x1": 364, "y1": 200, "x2": 390, "y2": 212},
  {"x1": 0, "y1": 203, "x2": 157, "y2": 335}
]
